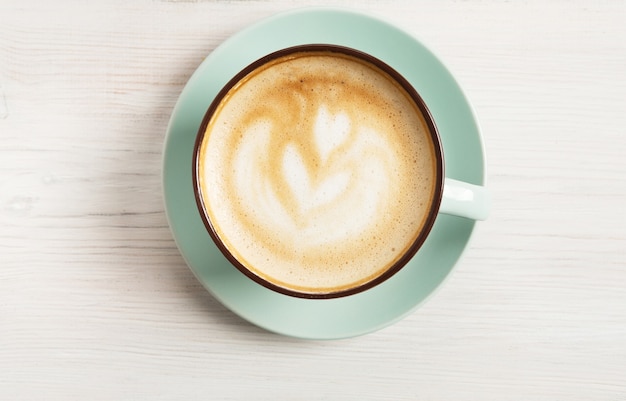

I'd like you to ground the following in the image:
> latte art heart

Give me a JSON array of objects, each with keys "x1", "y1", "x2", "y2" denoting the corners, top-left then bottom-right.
[
  {"x1": 281, "y1": 105, "x2": 391, "y2": 218},
  {"x1": 232, "y1": 107, "x2": 394, "y2": 246},
  {"x1": 198, "y1": 50, "x2": 437, "y2": 295}
]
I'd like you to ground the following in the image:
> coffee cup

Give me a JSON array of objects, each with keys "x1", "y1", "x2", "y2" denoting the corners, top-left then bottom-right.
[{"x1": 192, "y1": 44, "x2": 490, "y2": 299}]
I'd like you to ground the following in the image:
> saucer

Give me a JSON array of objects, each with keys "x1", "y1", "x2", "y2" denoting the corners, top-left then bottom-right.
[{"x1": 163, "y1": 8, "x2": 486, "y2": 339}]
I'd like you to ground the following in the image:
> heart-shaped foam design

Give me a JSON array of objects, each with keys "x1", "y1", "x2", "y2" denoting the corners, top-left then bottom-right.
[{"x1": 232, "y1": 105, "x2": 393, "y2": 247}]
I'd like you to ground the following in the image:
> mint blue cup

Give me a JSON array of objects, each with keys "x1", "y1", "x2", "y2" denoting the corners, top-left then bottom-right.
[{"x1": 191, "y1": 44, "x2": 491, "y2": 300}]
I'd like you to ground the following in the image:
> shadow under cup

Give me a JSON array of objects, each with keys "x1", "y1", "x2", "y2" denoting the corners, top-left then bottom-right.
[{"x1": 192, "y1": 44, "x2": 445, "y2": 299}]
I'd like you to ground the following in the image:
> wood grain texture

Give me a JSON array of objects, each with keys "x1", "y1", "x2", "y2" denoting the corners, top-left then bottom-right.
[{"x1": 1, "y1": 1, "x2": 625, "y2": 399}]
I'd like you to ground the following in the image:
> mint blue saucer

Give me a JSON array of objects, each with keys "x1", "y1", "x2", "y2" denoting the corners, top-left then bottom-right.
[{"x1": 163, "y1": 8, "x2": 486, "y2": 339}]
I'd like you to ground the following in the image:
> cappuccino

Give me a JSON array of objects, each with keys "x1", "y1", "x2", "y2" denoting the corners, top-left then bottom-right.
[{"x1": 195, "y1": 47, "x2": 440, "y2": 297}]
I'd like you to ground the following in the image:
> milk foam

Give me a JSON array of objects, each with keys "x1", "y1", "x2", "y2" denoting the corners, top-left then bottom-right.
[{"x1": 199, "y1": 51, "x2": 437, "y2": 294}]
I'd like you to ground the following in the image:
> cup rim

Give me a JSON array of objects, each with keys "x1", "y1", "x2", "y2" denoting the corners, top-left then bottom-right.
[{"x1": 192, "y1": 44, "x2": 445, "y2": 299}]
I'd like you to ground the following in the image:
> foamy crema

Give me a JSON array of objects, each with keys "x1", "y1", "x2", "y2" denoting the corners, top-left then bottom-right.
[{"x1": 197, "y1": 48, "x2": 438, "y2": 296}]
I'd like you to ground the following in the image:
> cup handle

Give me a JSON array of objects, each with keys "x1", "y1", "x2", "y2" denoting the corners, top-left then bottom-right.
[{"x1": 439, "y1": 178, "x2": 491, "y2": 220}]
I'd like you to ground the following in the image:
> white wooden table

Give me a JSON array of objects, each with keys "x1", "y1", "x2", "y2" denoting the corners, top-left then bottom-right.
[{"x1": 2, "y1": 1, "x2": 625, "y2": 399}]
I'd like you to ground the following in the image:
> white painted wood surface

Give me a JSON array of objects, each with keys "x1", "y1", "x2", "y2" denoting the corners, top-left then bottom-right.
[{"x1": 1, "y1": 1, "x2": 625, "y2": 399}]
